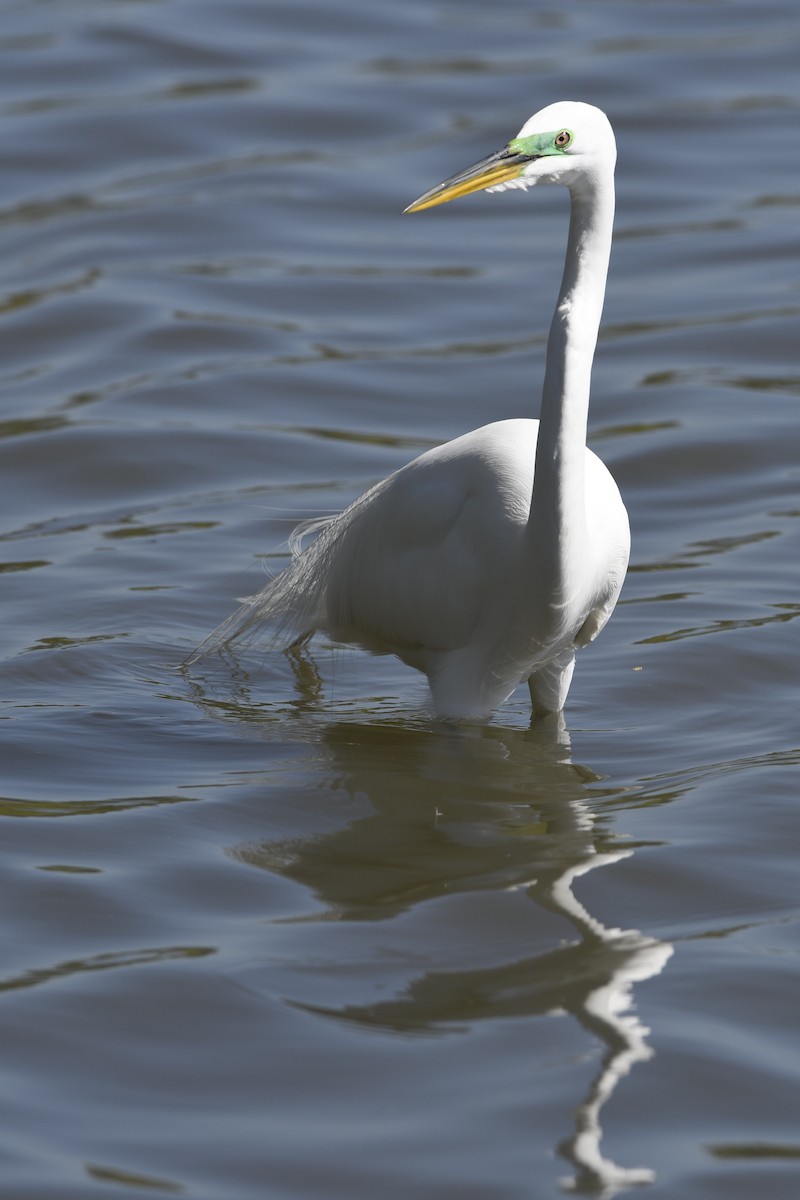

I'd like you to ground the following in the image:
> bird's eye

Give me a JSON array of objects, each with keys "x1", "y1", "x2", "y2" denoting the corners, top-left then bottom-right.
[{"x1": 555, "y1": 130, "x2": 572, "y2": 148}]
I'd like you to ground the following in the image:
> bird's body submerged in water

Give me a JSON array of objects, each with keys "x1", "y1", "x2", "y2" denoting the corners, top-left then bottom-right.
[{"x1": 192, "y1": 101, "x2": 630, "y2": 720}]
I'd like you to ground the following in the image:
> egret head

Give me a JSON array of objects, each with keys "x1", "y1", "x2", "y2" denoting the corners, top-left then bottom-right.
[{"x1": 404, "y1": 101, "x2": 616, "y2": 213}]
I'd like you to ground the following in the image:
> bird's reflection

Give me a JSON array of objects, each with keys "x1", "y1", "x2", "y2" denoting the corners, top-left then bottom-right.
[{"x1": 231, "y1": 711, "x2": 671, "y2": 1196}]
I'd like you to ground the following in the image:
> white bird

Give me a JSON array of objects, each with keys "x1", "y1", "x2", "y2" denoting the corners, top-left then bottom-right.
[{"x1": 191, "y1": 101, "x2": 630, "y2": 721}]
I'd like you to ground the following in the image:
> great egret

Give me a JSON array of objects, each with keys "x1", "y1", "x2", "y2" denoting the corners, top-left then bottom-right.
[{"x1": 191, "y1": 101, "x2": 630, "y2": 720}]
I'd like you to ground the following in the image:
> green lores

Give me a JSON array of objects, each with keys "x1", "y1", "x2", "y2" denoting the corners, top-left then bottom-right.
[
  {"x1": 404, "y1": 126, "x2": 575, "y2": 213},
  {"x1": 508, "y1": 128, "x2": 574, "y2": 158}
]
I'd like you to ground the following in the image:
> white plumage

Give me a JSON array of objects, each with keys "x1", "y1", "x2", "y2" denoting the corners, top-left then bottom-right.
[{"x1": 191, "y1": 102, "x2": 630, "y2": 720}]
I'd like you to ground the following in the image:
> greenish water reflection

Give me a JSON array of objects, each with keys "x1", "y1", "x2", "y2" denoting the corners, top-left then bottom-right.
[{"x1": 227, "y1": 714, "x2": 673, "y2": 1195}]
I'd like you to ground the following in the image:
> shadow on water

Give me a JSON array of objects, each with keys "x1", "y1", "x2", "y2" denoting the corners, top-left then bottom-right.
[{"x1": 189, "y1": 651, "x2": 673, "y2": 1196}]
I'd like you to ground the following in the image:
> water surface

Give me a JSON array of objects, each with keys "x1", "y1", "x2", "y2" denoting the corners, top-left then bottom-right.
[{"x1": 1, "y1": 1, "x2": 799, "y2": 1197}]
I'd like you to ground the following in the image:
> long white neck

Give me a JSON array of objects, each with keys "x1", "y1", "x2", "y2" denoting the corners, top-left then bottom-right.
[{"x1": 528, "y1": 170, "x2": 615, "y2": 602}]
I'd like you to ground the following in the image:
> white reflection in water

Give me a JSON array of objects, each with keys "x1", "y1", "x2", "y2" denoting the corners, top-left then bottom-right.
[
  {"x1": 224, "y1": 703, "x2": 672, "y2": 1196},
  {"x1": 542, "y1": 841, "x2": 672, "y2": 1194}
]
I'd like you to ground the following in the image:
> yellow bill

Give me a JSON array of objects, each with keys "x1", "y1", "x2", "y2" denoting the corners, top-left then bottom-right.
[{"x1": 404, "y1": 147, "x2": 534, "y2": 213}]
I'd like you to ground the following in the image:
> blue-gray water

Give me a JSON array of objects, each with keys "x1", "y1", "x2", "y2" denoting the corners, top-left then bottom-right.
[{"x1": 1, "y1": 1, "x2": 799, "y2": 1197}]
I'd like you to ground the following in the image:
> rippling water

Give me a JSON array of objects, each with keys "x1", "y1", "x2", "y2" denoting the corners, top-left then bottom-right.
[{"x1": 1, "y1": 1, "x2": 799, "y2": 1197}]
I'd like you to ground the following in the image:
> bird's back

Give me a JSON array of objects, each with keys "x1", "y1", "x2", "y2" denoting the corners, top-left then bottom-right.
[
  {"x1": 321, "y1": 420, "x2": 536, "y2": 662},
  {"x1": 191, "y1": 417, "x2": 627, "y2": 719}
]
